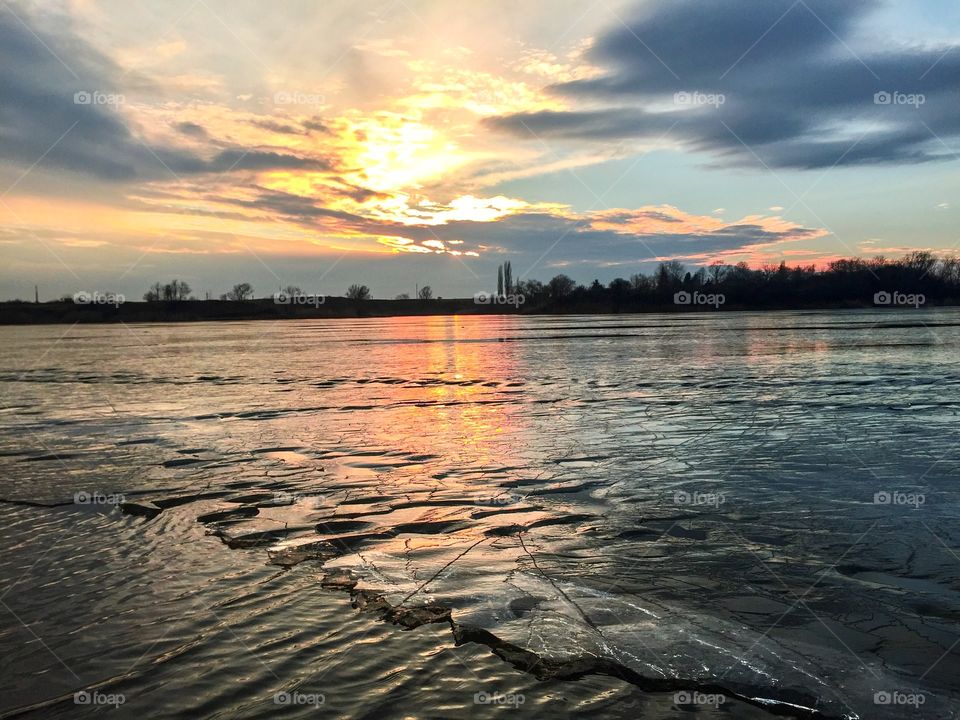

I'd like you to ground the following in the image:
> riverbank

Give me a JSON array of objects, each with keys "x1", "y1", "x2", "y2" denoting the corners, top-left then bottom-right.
[{"x1": 0, "y1": 297, "x2": 948, "y2": 324}]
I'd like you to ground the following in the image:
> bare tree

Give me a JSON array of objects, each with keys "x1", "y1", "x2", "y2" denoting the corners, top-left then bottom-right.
[
  {"x1": 418, "y1": 285, "x2": 433, "y2": 300},
  {"x1": 225, "y1": 282, "x2": 254, "y2": 301},
  {"x1": 158, "y1": 279, "x2": 191, "y2": 300},
  {"x1": 346, "y1": 284, "x2": 370, "y2": 300},
  {"x1": 143, "y1": 282, "x2": 163, "y2": 302},
  {"x1": 707, "y1": 262, "x2": 727, "y2": 286},
  {"x1": 656, "y1": 261, "x2": 685, "y2": 292}
]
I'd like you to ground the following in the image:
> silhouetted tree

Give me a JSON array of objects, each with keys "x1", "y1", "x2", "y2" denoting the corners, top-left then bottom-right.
[
  {"x1": 707, "y1": 262, "x2": 727, "y2": 286},
  {"x1": 515, "y1": 278, "x2": 544, "y2": 300},
  {"x1": 145, "y1": 280, "x2": 189, "y2": 301},
  {"x1": 166, "y1": 280, "x2": 190, "y2": 300},
  {"x1": 346, "y1": 284, "x2": 370, "y2": 300},
  {"x1": 143, "y1": 282, "x2": 163, "y2": 302},
  {"x1": 548, "y1": 274, "x2": 576, "y2": 300},
  {"x1": 131, "y1": 252, "x2": 960, "y2": 314},
  {"x1": 629, "y1": 273, "x2": 654, "y2": 294},
  {"x1": 940, "y1": 257, "x2": 960, "y2": 285},
  {"x1": 225, "y1": 282, "x2": 253, "y2": 301},
  {"x1": 655, "y1": 260, "x2": 685, "y2": 297},
  {"x1": 609, "y1": 278, "x2": 631, "y2": 300}
]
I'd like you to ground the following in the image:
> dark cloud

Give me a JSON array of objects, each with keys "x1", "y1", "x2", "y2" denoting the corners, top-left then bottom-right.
[
  {"x1": 330, "y1": 182, "x2": 390, "y2": 204},
  {"x1": 0, "y1": 6, "x2": 332, "y2": 183},
  {"x1": 198, "y1": 169, "x2": 826, "y2": 261},
  {"x1": 176, "y1": 121, "x2": 208, "y2": 138},
  {"x1": 403, "y1": 211, "x2": 822, "y2": 263},
  {"x1": 250, "y1": 118, "x2": 304, "y2": 135},
  {"x1": 0, "y1": 4, "x2": 141, "y2": 179},
  {"x1": 303, "y1": 118, "x2": 331, "y2": 134},
  {"x1": 170, "y1": 149, "x2": 333, "y2": 174},
  {"x1": 486, "y1": 0, "x2": 960, "y2": 169},
  {"x1": 214, "y1": 187, "x2": 371, "y2": 226},
  {"x1": 197, "y1": 180, "x2": 821, "y2": 261}
]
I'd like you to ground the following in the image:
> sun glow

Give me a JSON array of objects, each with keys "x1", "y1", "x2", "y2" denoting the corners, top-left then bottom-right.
[{"x1": 340, "y1": 114, "x2": 469, "y2": 193}]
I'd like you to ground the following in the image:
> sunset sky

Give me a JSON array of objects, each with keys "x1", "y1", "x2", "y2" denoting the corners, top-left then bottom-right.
[{"x1": 1, "y1": 0, "x2": 958, "y2": 300}]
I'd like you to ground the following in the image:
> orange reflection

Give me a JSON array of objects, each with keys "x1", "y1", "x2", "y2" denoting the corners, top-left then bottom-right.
[{"x1": 364, "y1": 315, "x2": 526, "y2": 474}]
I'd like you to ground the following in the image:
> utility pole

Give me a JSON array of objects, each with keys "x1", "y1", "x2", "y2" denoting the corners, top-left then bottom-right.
[{"x1": 35, "y1": 285, "x2": 39, "y2": 303}]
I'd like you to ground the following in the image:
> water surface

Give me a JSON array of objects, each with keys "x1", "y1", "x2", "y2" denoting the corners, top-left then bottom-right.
[{"x1": 1, "y1": 311, "x2": 958, "y2": 718}]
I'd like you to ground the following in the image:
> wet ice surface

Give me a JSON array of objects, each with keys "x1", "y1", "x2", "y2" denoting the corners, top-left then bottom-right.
[{"x1": 1, "y1": 311, "x2": 959, "y2": 719}]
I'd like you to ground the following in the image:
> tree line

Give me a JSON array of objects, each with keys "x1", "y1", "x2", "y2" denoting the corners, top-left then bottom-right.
[
  {"x1": 140, "y1": 281, "x2": 422, "y2": 302},
  {"x1": 135, "y1": 252, "x2": 960, "y2": 308},
  {"x1": 504, "y1": 252, "x2": 960, "y2": 308}
]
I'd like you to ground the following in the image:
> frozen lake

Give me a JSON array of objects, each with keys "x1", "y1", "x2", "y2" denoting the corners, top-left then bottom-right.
[{"x1": 1, "y1": 311, "x2": 958, "y2": 718}]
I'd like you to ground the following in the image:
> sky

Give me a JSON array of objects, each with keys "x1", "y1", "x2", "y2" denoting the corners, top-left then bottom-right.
[{"x1": 0, "y1": 0, "x2": 958, "y2": 301}]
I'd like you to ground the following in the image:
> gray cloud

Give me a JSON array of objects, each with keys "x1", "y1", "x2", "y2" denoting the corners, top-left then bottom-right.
[
  {"x1": 162, "y1": 149, "x2": 333, "y2": 174},
  {"x1": 176, "y1": 121, "x2": 208, "y2": 138},
  {"x1": 0, "y1": 5, "x2": 332, "y2": 183},
  {"x1": 402, "y1": 212, "x2": 823, "y2": 263},
  {"x1": 0, "y1": 5, "x2": 141, "y2": 179},
  {"x1": 303, "y1": 118, "x2": 331, "y2": 134},
  {"x1": 249, "y1": 118, "x2": 304, "y2": 135},
  {"x1": 219, "y1": 187, "x2": 369, "y2": 225},
  {"x1": 486, "y1": 0, "x2": 960, "y2": 169}
]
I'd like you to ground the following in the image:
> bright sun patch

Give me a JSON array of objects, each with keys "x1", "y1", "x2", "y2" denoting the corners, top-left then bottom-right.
[{"x1": 339, "y1": 113, "x2": 470, "y2": 193}]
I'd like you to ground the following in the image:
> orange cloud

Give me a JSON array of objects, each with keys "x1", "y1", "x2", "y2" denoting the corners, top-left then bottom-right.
[{"x1": 587, "y1": 205, "x2": 824, "y2": 242}]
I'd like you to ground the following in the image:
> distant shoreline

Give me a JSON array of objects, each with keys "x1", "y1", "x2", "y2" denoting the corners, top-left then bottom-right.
[{"x1": 1, "y1": 298, "x2": 956, "y2": 325}]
